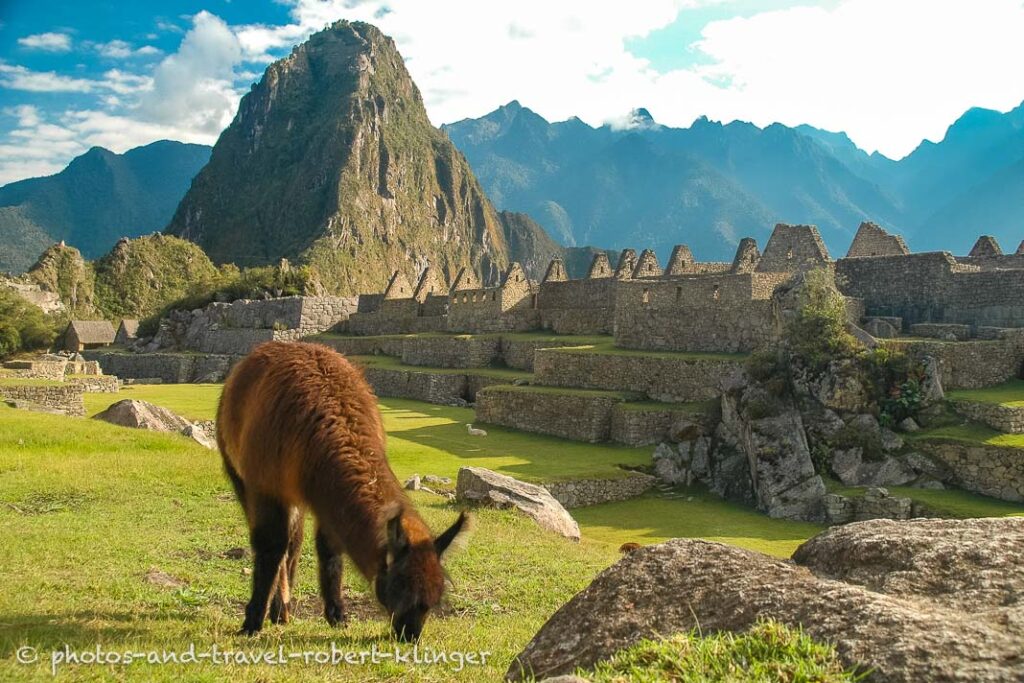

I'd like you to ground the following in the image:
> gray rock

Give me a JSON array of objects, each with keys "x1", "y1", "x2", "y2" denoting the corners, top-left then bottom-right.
[
  {"x1": 404, "y1": 474, "x2": 421, "y2": 491},
  {"x1": 831, "y1": 447, "x2": 864, "y2": 485},
  {"x1": 668, "y1": 416, "x2": 704, "y2": 442},
  {"x1": 94, "y1": 399, "x2": 215, "y2": 449},
  {"x1": 508, "y1": 523, "x2": 1024, "y2": 682},
  {"x1": 847, "y1": 413, "x2": 881, "y2": 440},
  {"x1": 899, "y1": 417, "x2": 921, "y2": 432},
  {"x1": 920, "y1": 356, "x2": 945, "y2": 406},
  {"x1": 182, "y1": 423, "x2": 216, "y2": 450},
  {"x1": 94, "y1": 399, "x2": 192, "y2": 433},
  {"x1": 881, "y1": 428, "x2": 904, "y2": 452},
  {"x1": 422, "y1": 475, "x2": 451, "y2": 485},
  {"x1": 456, "y1": 467, "x2": 580, "y2": 542}
]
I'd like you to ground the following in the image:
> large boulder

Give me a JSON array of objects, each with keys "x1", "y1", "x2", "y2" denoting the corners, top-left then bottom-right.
[
  {"x1": 93, "y1": 399, "x2": 215, "y2": 449},
  {"x1": 792, "y1": 517, "x2": 1024, "y2": 614},
  {"x1": 455, "y1": 467, "x2": 580, "y2": 541},
  {"x1": 508, "y1": 520, "x2": 1024, "y2": 682}
]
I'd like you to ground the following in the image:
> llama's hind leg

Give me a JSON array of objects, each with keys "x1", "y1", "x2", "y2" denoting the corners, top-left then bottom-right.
[
  {"x1": 315, "y1": 527, "x2": 346, "y2": 626},
  {"x1": 240, "y1": 495, "x2": 290, "y2": 635},
  {"x1": 269, "y1": 511, "x2": 304, "y2": 625}
]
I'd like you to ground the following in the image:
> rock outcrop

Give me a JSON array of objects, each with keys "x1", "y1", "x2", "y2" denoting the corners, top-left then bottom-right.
[
  {"x1": 455, "y1": 466, "x2": 580, "y2": 541},
  {"x1": 508, "y1": 518, "x2": 1024, "y2": 682},
  {"x1": 93, "y1": 399, "x2": 215, "y2": 449}
]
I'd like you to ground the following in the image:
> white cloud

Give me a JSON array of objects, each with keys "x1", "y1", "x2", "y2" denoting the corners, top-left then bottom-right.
[
  {"x1": 135, "y1": 11, "x2": 244, "y2": 136},
  {"x1": 689, "y1": 0, "x2": 1024, "y2": 157},
  {"x1": 92, "y1": 40, "x2": 163, "y2": 59},
  {"x1": 17, "y1": 32, "x2": 72, "y2": 52},
  {"x1": 0, "y1": 63, "x2": 96, "y2": 92}
]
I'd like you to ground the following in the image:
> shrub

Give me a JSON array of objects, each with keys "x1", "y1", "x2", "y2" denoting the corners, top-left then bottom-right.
[
  {"x1": 786, "y1": 268, "x2": 858, "y2": 371},
  {"x1": 0, "y1": 288, "x2": 60, "y2": 360}
]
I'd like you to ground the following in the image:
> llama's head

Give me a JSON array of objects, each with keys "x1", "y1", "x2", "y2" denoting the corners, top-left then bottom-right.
[{"x1": 376, "y1": 508, "x2": 469, "y2": 641}]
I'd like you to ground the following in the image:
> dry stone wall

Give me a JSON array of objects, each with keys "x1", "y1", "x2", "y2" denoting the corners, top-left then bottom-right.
[
  {"x1": 883, "y1": 337, "x2": 1024, "y2": 389},
  {"x1": 544, "y1": 473, "x2": 657, "y2": 508},
  {"x1": 916, "y1": 439, "x2": 1024, "y2": 502},
  {"x1": 952, "y1": 400, "x2": 1024, "y2": 434},
  {"x1": 1, "y1": 384, "x2": 85, "y2": 416},
  {"x1": 533, "y1": 348, "x2": 745, "y2": 402},
  {"x1": 537, "y1": 279, "x2": 615, "y2": 335},
  {"x1": 400, "y1": 336, "x2": 501, "y2": 368},
  {"x1": 475, "y1": 387, "x2": 622, "y2": 442},
  {"x1": 85, "y1": 351, "x2": 239, "y2": 384},
  {"x1": 360, "y1": 367, "x2": 508, "y2": 405}
]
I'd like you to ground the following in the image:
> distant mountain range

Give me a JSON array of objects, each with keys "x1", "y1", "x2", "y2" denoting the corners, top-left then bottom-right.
[
  {"x1": 444, "y1": 100, "x2": 1024, "y2": 260},
  {"x1": 2, "y1": 53, "x2": 1022, "y2": 279},
  {"x1": 0, "y1": 141, "x2": 211, "y2": 273}
]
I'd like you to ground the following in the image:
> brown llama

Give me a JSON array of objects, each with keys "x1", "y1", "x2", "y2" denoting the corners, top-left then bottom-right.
[
  {"x1": 619, "y1": 542, "x2": 642, "y2": 554},
  {"x1": 217, "y1": 341, "x2": 468, "y2": 640}
]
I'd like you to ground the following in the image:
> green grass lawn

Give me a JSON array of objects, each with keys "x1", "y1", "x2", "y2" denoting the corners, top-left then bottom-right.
[
  {"x1": 4, "y1": 385, "x2": 1022, "y2": 680},
  {"x1": 948, "y1": 379, "x2": 1024, "y2": 407}
]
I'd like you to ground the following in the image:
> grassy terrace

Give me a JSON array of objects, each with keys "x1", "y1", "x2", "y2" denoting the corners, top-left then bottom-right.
[
  {"x1": 909, "y1": 422, "x2": 1024, "y2": 449},
  {"x1": 948, "y1": 379, "x2": 1024, "y2": 407},
  {"x1": 544, "y1": 341, "x2": 747, "y2": 362},
  {"x1": 311, "y1": 331, "x2": 615, "y2": 345},
  {"x1": 348, "y1": 354, "x2": 533, "y2": 381},
  {"x1": 480, "y1": 384, "x2": 713, "y2": 414}
]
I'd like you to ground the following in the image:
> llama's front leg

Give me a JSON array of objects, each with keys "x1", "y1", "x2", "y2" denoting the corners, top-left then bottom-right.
[
  {"x1": 269, "y1": 511, "x2": 304, "y2": 624},
  {"x1": 315, "y1": 527, "x2": 346, "y2": 626},
  {"x1": 240, "y1": 496, "x2": 289, "y2": 635}
]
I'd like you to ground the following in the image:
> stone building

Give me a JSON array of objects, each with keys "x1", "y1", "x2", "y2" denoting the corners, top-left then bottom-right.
[
  {"x1": 61, "y1": 320, "x2": 116, "y2": 352},
  {"x1": 115, "y1": 319, "x2": 139, "y2": 346}
]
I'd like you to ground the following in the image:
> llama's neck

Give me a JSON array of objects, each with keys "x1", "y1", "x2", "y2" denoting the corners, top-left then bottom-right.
[{"x1": 306, "y1": 455, "x2": 409, "y2": 579}]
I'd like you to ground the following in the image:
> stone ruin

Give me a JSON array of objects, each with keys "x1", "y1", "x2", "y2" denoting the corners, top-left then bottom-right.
[{"x1": 342, "y1": 221, "x2": 1024, "y2": 353}]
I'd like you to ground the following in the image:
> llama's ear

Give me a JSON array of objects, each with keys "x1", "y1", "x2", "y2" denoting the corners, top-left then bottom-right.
[
  {"x1": 386, "y1": 509, "x2": 409, "y2": 557},
  {"x1": 435, "y1": 512, "x2": 471, "y2": 560}
]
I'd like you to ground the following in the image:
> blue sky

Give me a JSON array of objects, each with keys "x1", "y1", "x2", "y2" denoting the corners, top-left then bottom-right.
[{"x1": 2, "y1": 0, "x2": 1024, "y2": 185}]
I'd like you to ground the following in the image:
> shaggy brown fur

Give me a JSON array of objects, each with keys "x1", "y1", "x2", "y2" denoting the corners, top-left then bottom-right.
[
  {"x1": 619, "y1": 542, "x2": 642, "y2": 554},
  {"x1": 217, "y1": 341, "x2": 467, "y2": 640}
]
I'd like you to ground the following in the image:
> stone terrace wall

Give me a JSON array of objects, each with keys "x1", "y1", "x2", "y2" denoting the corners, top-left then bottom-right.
[
  {"x1": 2, "y1": 360, "x2": 68, "y2": 380},
  {"x1": 537, "y1": 279, "x2": 615, "y2": 335},
  {"x1": 85, "y1": 351, "x2": 240, "y2": 384},
  {"x1": 533, "y1": 348, "x2": 745, "y2": 402},
  {"x1": 400, "y1": 336, "x2": 501, "y2": 368},
  {"x1": 68, "y1": 376, "x2": 120, "y2": 393},
  {"x1": 500, "y1": 337, "x2": 611, "y2": 372},
  {"x1": 361, "y1": 367, "x2": 507, "y2": 405},
  {"x1": 952, "y1": 400, "x2": 1024, "y2": 434},
  {"x1": 447, "y1": 286, "x2": 539, "y2": 333},
  {"x1": 1, "y1": 384, "x2": 85, "y2": 416},
  {"x1": 917, "y1": 439, "x2": 1024, "y2": 502},
  {"x1": 475, "y1": 387, "x2": 622, "y2": 442},
  {"x1": 609, "y1": 405, "x2": 685, "y2": 446},
  {"x1": 883, "y1": 338, "x2": 1023, "y2": 389},
  {"x1": 313, "y1": 335, "x2": 407, "y2": 358},
  {"x1": 544, "y1": 473, "x2": 657, "y2": 508}
]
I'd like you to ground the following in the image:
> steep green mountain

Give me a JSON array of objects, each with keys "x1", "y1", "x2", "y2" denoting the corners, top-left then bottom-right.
[
  {"x1": 24, "y1": 235, "x2": 220, "y2": 321},
  {"x1": 0, "y1": 141, "x2": 211, "y2": 274},
  {"x1": 167, "y1": 20, "x2": 514, "y2": 295}
]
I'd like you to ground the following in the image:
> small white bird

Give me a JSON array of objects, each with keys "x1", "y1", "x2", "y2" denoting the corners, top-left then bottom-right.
[{"x1": 466, "y1": 424, "x2": 488, "y2": 437}]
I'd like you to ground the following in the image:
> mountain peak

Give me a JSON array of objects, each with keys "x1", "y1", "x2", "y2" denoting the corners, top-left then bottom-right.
[{"x1": 166, "y1": 20, "x2": 510, "y2": 294}]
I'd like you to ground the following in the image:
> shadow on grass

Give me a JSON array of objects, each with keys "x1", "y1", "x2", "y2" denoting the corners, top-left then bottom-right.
[
  {"x1": 573, "y1": 489, "x2": 825, "y2": 559},
  {"x1": 385, "y1": 418, "x2": 651, "y2": 483}
]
